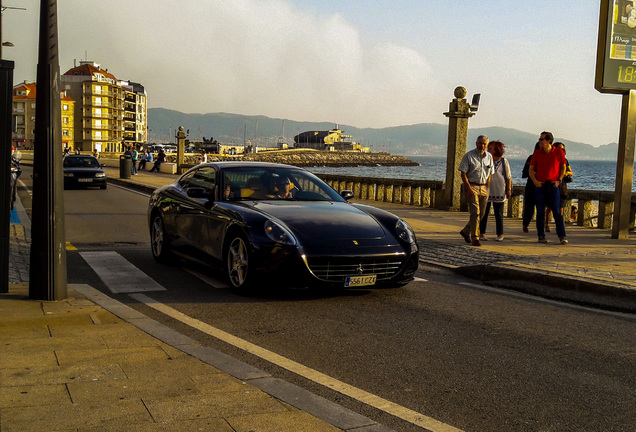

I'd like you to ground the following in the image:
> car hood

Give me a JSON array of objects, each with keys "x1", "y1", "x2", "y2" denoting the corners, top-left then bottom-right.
[{"x1": 251, "y1": 201, "x2": 387, "y2": 242}]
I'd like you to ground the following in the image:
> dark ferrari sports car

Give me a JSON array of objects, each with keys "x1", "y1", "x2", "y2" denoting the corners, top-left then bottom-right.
[
  {"x1": 63, "y1": 154, "x2": 107, "y2": 189},
  {"x1": 148, "y1": 161, "x2": 419, "y2": 290}
]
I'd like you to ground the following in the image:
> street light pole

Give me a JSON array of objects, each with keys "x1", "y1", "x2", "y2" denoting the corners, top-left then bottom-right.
[{"x1": 29, "y1": 0, "x2": 67, "y2": 300}]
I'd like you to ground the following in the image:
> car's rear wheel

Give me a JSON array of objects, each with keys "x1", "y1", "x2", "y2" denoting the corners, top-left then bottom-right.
[
  {"x1": 150, "y1": 213, "x2": 171, "y2": 263},
  {"x1": 225, "y1": 234, "x2": 251, "y2": 290}
]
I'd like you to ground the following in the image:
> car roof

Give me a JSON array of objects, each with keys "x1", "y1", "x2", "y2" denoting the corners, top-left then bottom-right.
[
  {"x1": 200, "y1": 161, "x2": 300, "y2": 170},
  {"x1": 64, "y1": 154, "x2": 97, "y2": 158}
]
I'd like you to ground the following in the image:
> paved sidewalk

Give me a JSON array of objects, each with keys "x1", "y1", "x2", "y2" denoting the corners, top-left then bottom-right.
[{"x1": 0, "y1": 283, "x2": 359, "y2": 432}]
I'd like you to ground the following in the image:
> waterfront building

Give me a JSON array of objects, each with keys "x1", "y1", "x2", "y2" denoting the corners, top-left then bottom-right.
[
  {"x1": 294, "y1": 126, "x2": 357, "y2": 151},
  {"x1": 11, "y1": 81, "x2": 75, "y2": 151},
  {"x1": 61, "y1": 61, "x2": 147, "y2": 153}
]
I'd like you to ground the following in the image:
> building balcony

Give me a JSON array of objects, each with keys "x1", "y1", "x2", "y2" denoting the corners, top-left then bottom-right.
[
  {"x1": 12, "y1": 108, "x2": 25, "y2": 113},
  {"x1": 87, "y1": 134, "x2": 110, "y2": 141},
  {"x1": 85, "y1": 112, "x2": 114, "y2": 119}
]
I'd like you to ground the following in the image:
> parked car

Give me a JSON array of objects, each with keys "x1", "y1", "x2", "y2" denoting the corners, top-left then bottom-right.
[
  {"x1": 63, "y1": 155, "x2": 107, "y2": 189},
  {"x1": 148, "y1": 161, "x2": 419, "y2": 291},
  {"x1": 10, "y1": 155, "x2": 22, "y2": 209}
]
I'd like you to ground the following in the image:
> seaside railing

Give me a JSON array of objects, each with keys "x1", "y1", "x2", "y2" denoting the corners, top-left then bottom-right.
[{"x1": 316, "y1": 174, "x2": 636, "y2": 231}]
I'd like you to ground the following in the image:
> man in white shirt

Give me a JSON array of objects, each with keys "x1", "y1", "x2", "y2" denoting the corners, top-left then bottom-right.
[{"x1": 458, "y1": 135, "x2": 494, "y2": 246}]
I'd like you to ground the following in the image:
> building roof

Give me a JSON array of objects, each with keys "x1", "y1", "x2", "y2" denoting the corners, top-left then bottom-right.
[
  {"x1": 12, "y1": 81, "x2": 75, "y2": 102},
  {"x1": 13, "y1": 82, "x2": 37, "y2": 99},
  {"x1": 63, "y1": 62, "x2": 118, "y2": 82}
]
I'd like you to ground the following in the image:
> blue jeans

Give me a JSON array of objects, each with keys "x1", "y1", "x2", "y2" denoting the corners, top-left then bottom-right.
[
  {"x1": 480, "y1": 201, "x2": 504, "y2": 236},
  {"x1": 535, "y1": 182, "x2": 566, "y2": 240}
]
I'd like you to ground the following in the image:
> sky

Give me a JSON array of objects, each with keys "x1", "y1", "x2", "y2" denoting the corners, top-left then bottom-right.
[{"x1": 1, "y1": 0, "x2": 623, "y2": 146}]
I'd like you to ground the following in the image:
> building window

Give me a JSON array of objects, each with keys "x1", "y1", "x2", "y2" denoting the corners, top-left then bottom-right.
[
  {"x1": 63, "y1": 117, "x2": 69, "y2": 124},
  {"x1": 62, "y1": 130, "x2": 69, "y2": 136},
  {"x1": 63, "y1": 104, "x2": 69, "y2": 111}
]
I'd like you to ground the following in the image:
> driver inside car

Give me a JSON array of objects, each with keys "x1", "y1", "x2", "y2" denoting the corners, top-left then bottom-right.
[{"x1": 275, "y1": 176, "x2": 295, "y2": 199}]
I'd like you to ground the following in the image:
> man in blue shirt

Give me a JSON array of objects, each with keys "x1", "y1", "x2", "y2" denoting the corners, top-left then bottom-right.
[{"x1": 458, "y1": 135, "x2": 494, "y2": 246}]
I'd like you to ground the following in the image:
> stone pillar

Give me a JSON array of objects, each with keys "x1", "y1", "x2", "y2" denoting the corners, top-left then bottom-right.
[
  {"x1": 440, "y1": 87, "x2": 475, "y2": 211},
  {"x1": 176, "y1": 126, "x2": 187, "y2": 173}
]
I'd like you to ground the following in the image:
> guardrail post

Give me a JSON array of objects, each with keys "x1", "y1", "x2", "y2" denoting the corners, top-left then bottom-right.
[
  {"x1": 577, "y1": 199, "x2": 594, "y2": 227},
  {"x1": 598, "y1": 201, "x2": 614, "y2": 229}
]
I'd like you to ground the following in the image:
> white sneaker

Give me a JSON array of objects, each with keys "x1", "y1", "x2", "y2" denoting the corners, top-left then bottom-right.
[{"x1": 496, "y1": 236, "x2": 504, "y2": 242}]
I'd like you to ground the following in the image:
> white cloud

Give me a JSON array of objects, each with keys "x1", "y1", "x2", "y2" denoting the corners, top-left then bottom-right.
[{"x1": 43, "y1": 0, "x2": 442, "y2": 128}]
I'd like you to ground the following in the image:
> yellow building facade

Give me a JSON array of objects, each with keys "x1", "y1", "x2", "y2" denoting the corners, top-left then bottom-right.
[
  {"x1": 62, "y1": 61, "x2": 147, "y2": 153},
  {"x1": 11, "y1": 81, "x2": 75, "y2": 151}
]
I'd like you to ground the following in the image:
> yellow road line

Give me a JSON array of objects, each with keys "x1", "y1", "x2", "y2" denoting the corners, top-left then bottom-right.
[{"x1": 130, "y1": 293, "x2": 464, "y2": 432}]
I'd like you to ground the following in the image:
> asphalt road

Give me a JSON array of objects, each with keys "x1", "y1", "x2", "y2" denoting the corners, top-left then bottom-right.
[{"x1": 16, "y1": 166, "x2": 636, "y2": 432}]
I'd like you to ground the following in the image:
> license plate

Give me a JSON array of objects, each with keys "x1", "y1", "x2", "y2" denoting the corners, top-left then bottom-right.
[
  {"x1": 344, "y1": 275, "x2": 377, "y2": 287},
  {"x1": 78, "y1": 178, "x2": 93, "y2": 182}
]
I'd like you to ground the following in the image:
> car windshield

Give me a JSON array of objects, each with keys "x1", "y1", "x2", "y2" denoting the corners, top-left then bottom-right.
[
  {"x1": 64, "y1": 156, "x2": 101, "y2": 168},
  {"x1": 221, "y1": 166, "x2": 344, "y2": 202}
]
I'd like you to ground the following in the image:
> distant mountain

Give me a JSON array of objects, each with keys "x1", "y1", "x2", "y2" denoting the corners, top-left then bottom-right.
[{"x1": 148, "y1": 108, "x2": 619, "y2": 161}]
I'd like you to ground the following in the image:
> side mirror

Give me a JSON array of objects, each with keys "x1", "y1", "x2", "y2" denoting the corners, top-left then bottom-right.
[{"x1": 340, "y1": 190, "x2": 354, "y2": 201}]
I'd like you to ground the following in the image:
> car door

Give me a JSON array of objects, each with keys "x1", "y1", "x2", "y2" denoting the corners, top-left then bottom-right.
[{"x1": 173, "y1": 167, "x2": 217, "y2": 258}]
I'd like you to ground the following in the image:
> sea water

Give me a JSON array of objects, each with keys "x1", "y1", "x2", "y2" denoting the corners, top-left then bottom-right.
[{"x1": 309, "y1": 156, "x2": 636, "y2": 193}]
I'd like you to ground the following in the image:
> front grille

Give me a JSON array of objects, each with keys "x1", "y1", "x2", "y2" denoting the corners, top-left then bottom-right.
[{"x1": 306, "y1": 256, "x2": 405, "y2": 283}]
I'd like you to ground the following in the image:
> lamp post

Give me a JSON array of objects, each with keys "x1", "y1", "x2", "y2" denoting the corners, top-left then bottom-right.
[{"x1": 29, "y1": 0, "x2": 67, "y2": 300}]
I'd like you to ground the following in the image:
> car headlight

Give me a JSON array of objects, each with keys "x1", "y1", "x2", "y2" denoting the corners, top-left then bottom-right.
[
  {"x1": 396, "y1": 219, "x2": 416, "y2": 244},
  {"x1": 95, "y1": 173, "x2": 106, "y2": 178},
  {"x1": 264, "y1": 220, "x2": 296, "y2": 245},
  {"x1": 64, "y1": 173, "x2": 74, "y2": 177}
]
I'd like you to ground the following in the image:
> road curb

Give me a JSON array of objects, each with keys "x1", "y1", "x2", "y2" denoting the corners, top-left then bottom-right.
[{"x1": 453, "y1": 262, "x2": 636, "y2": 313}]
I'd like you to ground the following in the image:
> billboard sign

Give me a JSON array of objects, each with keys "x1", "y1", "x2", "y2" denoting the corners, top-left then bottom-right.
[{"x1": 596, "y1": 0, "x2": 636, "y2": 93}]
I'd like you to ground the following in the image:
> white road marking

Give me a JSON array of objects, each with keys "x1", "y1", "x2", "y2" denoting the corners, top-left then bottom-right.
[
  {"x1": 183, "y1": 267, "x2": 230, "y2": 289},
  {"x1": 414, "y1": 277, "x2": 428, "y2": 282},
  {"x1": 80, "y1": 251, "x2": 166, "y2": 294},
  {"x1": 129, "y1": 292, "x2": 464, "y2": 432}
]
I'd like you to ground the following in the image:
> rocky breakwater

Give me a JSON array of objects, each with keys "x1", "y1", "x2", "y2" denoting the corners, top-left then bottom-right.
[{"x1": 236, "y1": 150, "x2": 419, "y2": 167}]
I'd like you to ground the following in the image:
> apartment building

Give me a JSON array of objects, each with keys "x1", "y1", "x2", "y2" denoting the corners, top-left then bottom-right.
[
  {"x1": 11, "y1": 81, "x2": 75, "y2": 151},
  {"x1": 61, "y1": 61, "x2": 147, "y2": 153}
]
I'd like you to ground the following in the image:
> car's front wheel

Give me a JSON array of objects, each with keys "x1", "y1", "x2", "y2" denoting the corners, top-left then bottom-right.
[
  {"x1": 225, "y1": 234, "x2": 251, "y2": 290},
  {"x1": 150, "y1": 213, "x2": 171, "y2": 263}
]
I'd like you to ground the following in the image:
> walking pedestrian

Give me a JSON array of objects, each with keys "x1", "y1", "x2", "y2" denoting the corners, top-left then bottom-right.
[
  {"x1": 545, "y1": 142, "x2": 573, "y2": 231},
  {"x1": 458, "y1": 135, "x2": 494, "y2": 247},
  {"x1": 479, "y1": 140, "x2": 512, "y2": 241},
  {"x1": 131, "y1": 146, "x2": 139, "y2": 175},
  {"x1": 529, "y1": 131, "x2": 568, "y2": 244},
  {"x1": 521, "y1": 142, "x2": 540, "y2": 233}
]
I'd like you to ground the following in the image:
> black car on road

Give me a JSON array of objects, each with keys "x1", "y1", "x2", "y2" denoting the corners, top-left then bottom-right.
[
  {"x1": 63, "y1": 155, "x2": 107, "y2": 189},
  {"x1": 148, "y1": 161, "x2": 419, "y2": 291}
]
